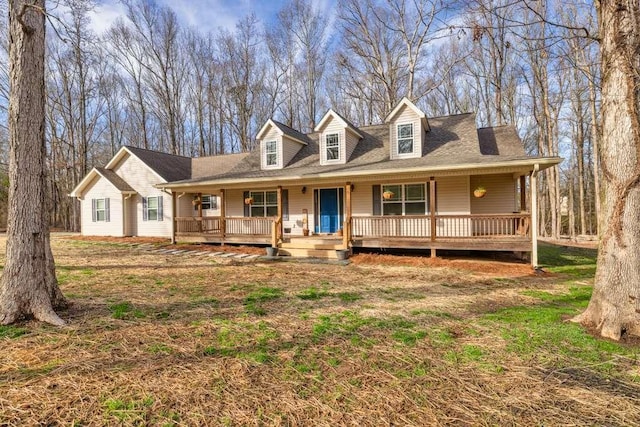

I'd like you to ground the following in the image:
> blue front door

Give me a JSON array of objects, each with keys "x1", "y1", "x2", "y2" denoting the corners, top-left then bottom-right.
[{"x1": 319, "y1": 189, "x2": 340, "y2": 233}]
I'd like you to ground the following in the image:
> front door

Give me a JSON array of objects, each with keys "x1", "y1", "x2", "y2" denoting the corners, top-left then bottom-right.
[{"x1": 316, "y1": 188, "x2": 343, "y2": 233}]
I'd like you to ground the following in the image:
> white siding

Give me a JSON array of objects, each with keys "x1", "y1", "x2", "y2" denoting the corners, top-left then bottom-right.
[
  {"x1": 319, "y1": 116, "x2": 347, "y2": 165},
  {"x1": 470, "y1": 174, "x2": 517, "y2": 214},
  {"x1": 260, "y1": 127, "x2": 282, "y2": 170},
  {"x1": 345, "y1": 129, "x2": 360, "y2": 162},
  {"x1": 282, "y1": 136, "x2": 304, "y2": 167},
  {"x1": 389, "y1": 105, "x2": 423, "y2": 160},
  {"x1": 112, "y1": 153, "x2": 172, "y2": 238},
  {"x1": 81, "y1": 176, "x2": 124, "y2": 236}
]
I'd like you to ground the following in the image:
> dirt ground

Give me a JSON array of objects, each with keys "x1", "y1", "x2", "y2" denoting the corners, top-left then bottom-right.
[{"x1": 1, "y1": 235, "x2": 638, "y2": 426}]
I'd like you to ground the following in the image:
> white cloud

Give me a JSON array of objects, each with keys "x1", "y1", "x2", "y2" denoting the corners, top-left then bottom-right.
[{"x1": 88, "y1": 2, "x2": 128, "y2": 34}]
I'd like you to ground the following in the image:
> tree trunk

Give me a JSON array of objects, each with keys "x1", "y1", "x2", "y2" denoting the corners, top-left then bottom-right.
[
  {"x1": 0, "y1": 0, "x2": 66, "y2": 326},
  {"x1": 572, "y1": 0, "x2": 640, "y2": 340}
]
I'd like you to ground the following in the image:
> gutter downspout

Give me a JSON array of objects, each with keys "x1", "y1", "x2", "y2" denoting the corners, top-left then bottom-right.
[{"x1": 531, "y1": 164, "x2": 540, "y2": 268}]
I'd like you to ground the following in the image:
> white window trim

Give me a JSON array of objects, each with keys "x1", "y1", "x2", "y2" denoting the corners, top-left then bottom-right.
[
  {"x1": 325, "y1": 133, "x2": 341, "y2": 163},
  {"x1": 249, "y1": 190, "x2": 278, "y2": 217},
  {"x1": 396, "y1": 122, "x2": 415, "y2": 156},
  {"x1": 381, "y1": 183, "x2": 427, "y2": 216},
  {"x1": 146, "y1": 196, "x2": 160, "y2": 221},
  {"x1": 265, "y1": 140, "x2": 278, "y2": 167},
  {"x1": 94, "y1": 198, "x2": 107, "y2": 222},
  {"x1": 201, "y1": 194, "x2": 217, "y2": 210}
]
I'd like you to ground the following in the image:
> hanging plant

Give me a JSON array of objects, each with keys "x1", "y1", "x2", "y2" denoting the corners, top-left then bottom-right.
[
  {"x1": 382, "y1": 190, "x2": 395, "y2": 200},
  {"x1": 192, "y1": 196, "x2": 201, "y2": 206},
  {"x1": 473, "y1": 186, "x2": 487, "y2": 198},
  {"x1": 244, "y1": 197, "x2": 254, "y2": 205}
]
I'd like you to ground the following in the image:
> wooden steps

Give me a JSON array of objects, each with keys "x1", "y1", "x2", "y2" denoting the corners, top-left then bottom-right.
[{"x1": 279, "y1": 237, "x2": 347, "y2": 259}]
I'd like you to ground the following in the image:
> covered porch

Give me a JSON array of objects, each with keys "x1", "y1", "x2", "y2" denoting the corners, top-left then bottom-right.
[{"x1": 171, "y1": 170, "x2": 540, "y2": 263}]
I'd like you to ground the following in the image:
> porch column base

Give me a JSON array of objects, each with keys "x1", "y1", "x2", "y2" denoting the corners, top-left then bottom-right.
[{"x1": 430, "y1": 248, "x2": 437, "y2": 258}]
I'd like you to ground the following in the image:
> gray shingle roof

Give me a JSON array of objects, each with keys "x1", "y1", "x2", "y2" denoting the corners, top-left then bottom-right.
[
  {"x1": 125, "y1": 146, "x2": 192, "y2": 182},
  {"x1": 167, "y1": 113, "x2": 544, "y2": 186},
  {"x1": 271, "y1": 120, "x2": 311, "y2": 144},
  {"x1": 95, "y1": 167, "x2": 136, "y2": 192}
]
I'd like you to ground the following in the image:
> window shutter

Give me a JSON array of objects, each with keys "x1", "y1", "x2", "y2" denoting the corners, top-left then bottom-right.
[
  {"x1": 372, "y1": 185, "x2": 381, "y2": 215},
  {"x1": 282, "y1": 189, "x2": 289, "y2": 221},
  {"x1": 91, "y1": 199, "x2": 96, "y2": 222},
  {"x1": 105, "y1": 198, "x2": 110, "y2": 222},
  {"x1": 243, "y1": 191, "x2": 250, "y2": 217},
  {"x1": 158, "y1": 196, "x2": 163, "y2": 221},
  {"x1": 142, "y1": 197, "x2": 148, "y2": 221}
]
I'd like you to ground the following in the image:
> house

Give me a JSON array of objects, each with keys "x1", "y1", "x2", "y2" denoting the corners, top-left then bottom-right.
[
  {"x1": 69, "y1": 146, "x2": 192, "y2": 237},
  {"x1": 71, "y1": 98, "x2": 561, "y2": 266}
]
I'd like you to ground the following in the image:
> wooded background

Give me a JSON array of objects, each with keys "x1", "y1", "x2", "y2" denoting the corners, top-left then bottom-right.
[{"x1": 0, "y1": 0, "x2": 600, "y2": 239}]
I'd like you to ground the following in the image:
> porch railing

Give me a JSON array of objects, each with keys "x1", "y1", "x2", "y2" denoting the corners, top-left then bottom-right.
[
  {"x1": 351, "y1": 213, "x2": 530, "y2": 239},
  {"x1": 175, "y1": 216, "x2": 274, "y2": 236}
]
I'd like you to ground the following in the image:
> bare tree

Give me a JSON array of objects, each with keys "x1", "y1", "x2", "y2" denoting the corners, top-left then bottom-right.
[{"x1": 1, "y1": 0, "x2": 66, "y2": 325}]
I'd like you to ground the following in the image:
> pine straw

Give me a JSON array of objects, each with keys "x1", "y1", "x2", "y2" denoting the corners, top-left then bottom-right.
[{"x1": 0, "y1": 236, "x2": 639, "y2": 426}]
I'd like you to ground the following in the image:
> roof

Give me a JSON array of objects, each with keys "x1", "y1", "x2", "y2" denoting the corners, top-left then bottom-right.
[
  {"x1": 122, "y1": 146, "x2": 192, "y2": 182},
  {"x1": 95, "y1": 167, "x2": 135, "y2": 192},
  {"x1": 69, "y1": 167, "x2": 137, "y2": 197},
  {"x1": 191, "y1": 152, "x2": 250, "y2": 179},
  {"x1": 477, "y1": 126, "x2": 525, "y2": 156},
  {"x1": 315, "y1": 109, "x2": 363, "y2": 138},
  {"x1": 163, "y1": 113, "x2": 561, "y2": 189},
  {"x1": 256, "y1": 119, "x2": 309, "y2": 145}
]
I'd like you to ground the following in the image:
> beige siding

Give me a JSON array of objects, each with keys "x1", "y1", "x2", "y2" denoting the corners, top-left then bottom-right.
[
  {"x1": 351, "y1": 184, "x2": 372, "y2": 216},
  {"x1": 319, "y1": 116, "x2": 347, "y2": 165},
  {"x1": 345, "y1": 129, "x2": 360, "y2": 162},
  {"x1": 282, "y1": 136, "x2": 304, "y2": 167},
  {"x1": 260, "y1": 127, "x2": 282, "y2": 169},
  {"x1": 389, "y1": 105, "x2": 423, "y2": 160},
  {"x1": 81, "y1": 176, "x2": 124, "y2": 236},
  {"x1": 283, "y1": 185, "x2": 314, "y2": 235},
  {"x1": 470, "y1": 174, "x2": 517, "y2": 214},
  {"x1": 436, "y1": 176, "x2": 470, "y2": 214},
  {"x1": 113, "y1": 153, "x2": 172, "y2": 237}
]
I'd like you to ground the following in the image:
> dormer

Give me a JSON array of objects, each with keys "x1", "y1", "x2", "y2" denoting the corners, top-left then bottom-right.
[
  {"x1": 385, "y1": 97, "x2": 430, "y2": 160},
  {"x1": 256, "y1": 119, "x2": 307, "y2": 170},
  {"x1": 314, "y1": 109, "x2": 363, "y2": 166}
]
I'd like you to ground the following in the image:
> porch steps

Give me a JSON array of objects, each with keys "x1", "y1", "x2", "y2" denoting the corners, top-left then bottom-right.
[
  {"x1": 278, "y1": 247, "x2": 341, "y2": 259},
  {"x1": 280, "y1": 241, "x2": 343, "y2": 251}
]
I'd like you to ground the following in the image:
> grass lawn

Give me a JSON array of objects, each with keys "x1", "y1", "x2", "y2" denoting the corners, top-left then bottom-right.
[{"x1": 1, "y1": 236, "x2": 639, "y2": 426}]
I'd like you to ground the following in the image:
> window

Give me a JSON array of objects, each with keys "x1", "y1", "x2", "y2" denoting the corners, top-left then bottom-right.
[
  {"x1": 201, "y1": 195, "x2": 217, "y2": 210},
  {"x1": 326, "y1": 133, "x2": 340, "y2": 161},
  {"x1": 382, "y1": 184, "x2": 426, "y2": 215},
  {"x1": 143, "y1": 196, "x2": 163, "y2": 221},
  {"x1": 92, "y1": 198, "x2": 109, "y2": 222},
  {"x1": 397, "y1": 123, "x2": 414, "y2": 154},
  {"x1": 250, "y1": 191, "x2": 278, "y2": 217},
  {"x1": 265, "y1": 140, "x2": 278, "y2": 166}
]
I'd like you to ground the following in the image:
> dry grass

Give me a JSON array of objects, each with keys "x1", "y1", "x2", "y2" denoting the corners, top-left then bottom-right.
[{"x1": 0, "y1": 235, "x2": 639, "y2": 426}]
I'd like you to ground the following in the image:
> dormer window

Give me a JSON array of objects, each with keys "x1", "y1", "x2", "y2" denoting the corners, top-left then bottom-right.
[
  {"x1": 326, "y1": 133, "x2": 340, "y2": 161},
  {"x1": 265, "y1": 140, "x2": 278, "y2": 166},
  {"x1": 397, "y1": 123, "x2": 414, "y2": 154}
]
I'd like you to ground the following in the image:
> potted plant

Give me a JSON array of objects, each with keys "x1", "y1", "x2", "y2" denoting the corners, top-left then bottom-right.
[
  {"x1": 382, "y1": 190, "x2": 394, "y2": 200},
  {"x1": 473, "y1": 186, "x2": 487, "y2": 198},
  {"x1": 244, "y1": 196, "x2": 254, "y2": 205},
  {"x1": 192, "y1": 196, "x2": 200, "y2": 206}
]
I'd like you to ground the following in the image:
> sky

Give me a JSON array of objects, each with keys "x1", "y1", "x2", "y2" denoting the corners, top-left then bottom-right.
[{"x1": 87, "y1": 0, "x2": 337, "y2": 34}]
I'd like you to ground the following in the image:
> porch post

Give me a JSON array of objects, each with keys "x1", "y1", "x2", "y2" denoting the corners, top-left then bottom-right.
[
  {"x1": 520, "y1": 175, "x2": 527, "y2": 211},
  {"x1": 277, "y1": 185, "x2": 283, "y2": 242},
  {"x1": 430, "y1": 177, "x2": 437, "y2": 258},
  {"x1": 197, "y1": 192, "x2": 203, "y2": 233},
  {"x1": 531, "y1": 165, "x2": 539, "y2": 267},
  {"x1": 344, "y1": 182, "x2": 352, "y2": 250},
  {"x1": 220, "y1": 189, "x2": 226, "y2": 241},
  {"x1": 171, "y1": 191, "x2": 176, "y2": 244}
]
